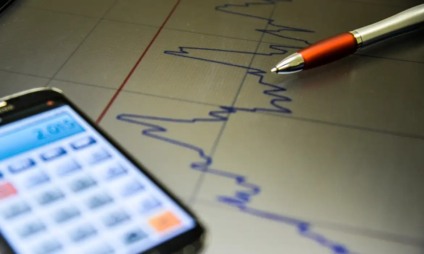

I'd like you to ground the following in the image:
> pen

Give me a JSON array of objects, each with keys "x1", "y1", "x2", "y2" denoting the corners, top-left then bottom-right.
[{"x1": 271, "y1": 4, "x2": 424, "y2": 74}]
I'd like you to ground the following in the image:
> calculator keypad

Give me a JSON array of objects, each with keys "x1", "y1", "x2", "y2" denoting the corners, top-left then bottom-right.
[{"x1": 0, "y1": 132, "x2": 193, "y2": 254}]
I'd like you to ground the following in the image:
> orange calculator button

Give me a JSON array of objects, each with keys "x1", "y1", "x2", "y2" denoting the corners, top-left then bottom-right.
[
  {"x1": 148, "y1": 211, "x2": 181, "y2": 233},
  {"x1": 0, "y1": 182, "x2": 17, "y2": 200}
]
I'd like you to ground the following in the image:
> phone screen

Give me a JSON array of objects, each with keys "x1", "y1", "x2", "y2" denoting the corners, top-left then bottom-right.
[{"x1": 0, "y1": 102, "x2": 198, "y2": 254}]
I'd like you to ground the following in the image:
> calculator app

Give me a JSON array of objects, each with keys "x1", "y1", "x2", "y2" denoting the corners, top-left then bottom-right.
[{"x1": 0, "y1": 105, "x2": 196, "y2": 254}]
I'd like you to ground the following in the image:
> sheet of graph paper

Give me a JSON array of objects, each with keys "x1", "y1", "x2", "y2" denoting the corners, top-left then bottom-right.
[{"x1": 0, "y1": 0, "x2": 423, "y2": 253}]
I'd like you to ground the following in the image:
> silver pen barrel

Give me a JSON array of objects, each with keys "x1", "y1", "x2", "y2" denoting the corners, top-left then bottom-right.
[{"x1": 352, "y1": 4, "x2": 424, "y2": 47}]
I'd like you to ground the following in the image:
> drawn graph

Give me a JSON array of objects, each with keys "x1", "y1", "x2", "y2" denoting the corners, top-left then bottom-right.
[
  {"x1": 106, "y1": 1, "x2": 423, "y2": 253},
  {"x1": 115, "y1": 1, "x2": 353, "y2": 253}
]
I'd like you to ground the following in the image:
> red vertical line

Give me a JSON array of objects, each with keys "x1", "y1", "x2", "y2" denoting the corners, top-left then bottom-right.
[{"x1": 96, "y1": 0, "x2": 182, "y2": 124}]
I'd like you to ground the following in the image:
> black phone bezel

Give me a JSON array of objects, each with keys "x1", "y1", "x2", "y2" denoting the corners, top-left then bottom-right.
[{"x1": 0, "y1": 87, "x2": 206, "y2": 254}]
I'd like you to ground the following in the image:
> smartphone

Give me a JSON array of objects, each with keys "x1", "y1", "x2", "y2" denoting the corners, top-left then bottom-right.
[{"x1": 0, "y1": 87, "x2": 205, "y2": 254}]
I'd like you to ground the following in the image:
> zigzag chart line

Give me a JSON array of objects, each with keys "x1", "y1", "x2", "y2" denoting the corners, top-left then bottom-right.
[{"x1": 117, "y1": 1, "x2": 355, "y2": 253}]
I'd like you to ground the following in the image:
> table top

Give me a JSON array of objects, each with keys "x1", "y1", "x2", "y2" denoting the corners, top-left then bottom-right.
[{"x1": 0, "y1": 0, "x2": 423, "y2": 253}]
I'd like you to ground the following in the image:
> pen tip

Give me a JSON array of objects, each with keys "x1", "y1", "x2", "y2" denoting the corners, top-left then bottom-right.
[{"x1": 270, "y1": 67, "x2": 277, "y2": 73}]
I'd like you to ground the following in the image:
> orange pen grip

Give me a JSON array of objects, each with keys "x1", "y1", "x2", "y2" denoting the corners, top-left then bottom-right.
[{"x1": 300, "y1": 32, "x2": 358, "y2": 69}]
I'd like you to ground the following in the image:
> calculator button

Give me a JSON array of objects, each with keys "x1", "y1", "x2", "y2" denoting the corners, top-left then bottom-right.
[
  {"x1": 85, "y1": 244, "x2": 115, "y2": 254},
  {"x1": 2, "y1": 202, "x2": 31, "y2": 219},
  {"x1": 70, "y1": 176, "x2": 97, "y2": 192},
  {"x1": 37, "y1": 189, "x2": 65, "y2": 206},
  {"x1": 26, "y1": 172, "x2": 50, "y2": 188},
  {"x1": 35, "y1": 239, "x2": 62, "y2": 254},
  {"x1": 88, "y1": 149, "x2": 112, "y2": 165},
  {"x1": 87, "y1": 193, "x2": 114, "y2": 210},
  {"x1": 148, "y1": 211, "x2": 181, "y2": 233},
  {"x1": 121, "y1": 180, "x2": 145, "y2": 197},
  {"x1": 18, "y1": 220, "x2": 46, "y2": 238},
  {"x1": 71, "y1": 136, "x2": 96, "y2": 150},
  {"x1": 122, "y1": 229, "x2": 148, "y2": 245},
  {"x1": 0, "y1": 182, "x2": 17, "y2": 200},
  {"x1": 103, "y1": 210, "x2": 130, "y2": 227},
  {"x1": 105, "y1": 164, "x2": 128, "y2": 180},
  {"x1": 57, "y1": 159, "x2": 82, "y2": 176},
  {"x1": 8, "y1": 158, "x2": 36, "y2": 174},
  {"x1": 53, "y1": 207, "x2": 81, "y2": 223},
  {"x1": 40, "y1": 147, "x2": 67, "y2": 162},
  {"x1": 69, "y1": 224, "x2": 97, "y2": 242},
  {"x1": 139, "y1": 196, "x2": 162, "y2": 214}
]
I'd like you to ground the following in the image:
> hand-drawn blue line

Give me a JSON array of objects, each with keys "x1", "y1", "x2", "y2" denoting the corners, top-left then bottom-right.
[
  {"x1": 215, "y1": 0, "x2": 313, "y2": 46},
  {"x1": 164, "y1": 47, "x2": 292, "y2": 113},
  {"x1": 117, "y1": 0, "x2": 355, "y2": 253},
  {"x1": 215, "y1": 0, "x2": 290, "y2": 21},
  {"x1": 117, "y1": 110, "x2": 351, "y2": 254}
]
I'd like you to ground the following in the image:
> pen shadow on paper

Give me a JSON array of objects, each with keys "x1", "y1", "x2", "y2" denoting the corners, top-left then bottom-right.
[{"x1": 277, "y1": 55, "x2": 364, "y2": 91}]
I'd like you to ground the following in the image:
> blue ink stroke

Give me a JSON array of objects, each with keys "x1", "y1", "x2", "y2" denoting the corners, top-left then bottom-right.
[
  {"x1": 215, "y1": 0, "x2": 313, "y2": 46},
  {"x1": 117, "y1": 108, "x2": 351, "y2": 254},
  {"x1": 117, "y1": 1, "x2": 356, "y2": 253}
]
